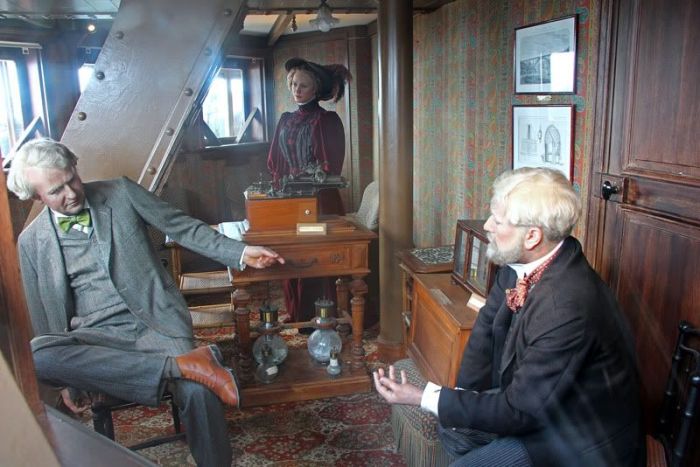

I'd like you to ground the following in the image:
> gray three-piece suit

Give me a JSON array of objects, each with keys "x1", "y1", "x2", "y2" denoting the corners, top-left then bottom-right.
[{"x1": 18, "y1": 177, "x2": 245, "y2": 467}]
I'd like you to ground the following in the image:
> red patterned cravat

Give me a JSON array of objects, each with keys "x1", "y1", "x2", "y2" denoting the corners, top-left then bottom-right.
[{"x1": 505, "y1": 249, "x2": 560, "y2": 312}]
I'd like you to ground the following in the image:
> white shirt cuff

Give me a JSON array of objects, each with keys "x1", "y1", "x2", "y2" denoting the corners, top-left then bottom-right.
[
  {"x1": 239, "y1": 246, "x2": 248, "y2": 270},
  {"x1": 420, "y1": 381, "x2": 442, "y2": 416}
]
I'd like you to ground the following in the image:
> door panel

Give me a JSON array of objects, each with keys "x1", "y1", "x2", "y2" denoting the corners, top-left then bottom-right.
[
  {"x1": 590, "y1": 0, "x2": 700, "y2": 444},
  {"x1": 614, "y1": 210, "x2": 700, "y2": 423},
  {"x1": 627, "y1": 0, "x2": 699, "y2": 175}
]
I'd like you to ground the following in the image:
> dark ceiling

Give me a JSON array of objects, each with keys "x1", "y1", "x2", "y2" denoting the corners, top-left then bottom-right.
[{"x1": 0, "y1": 0, "x2": 455, "y2": 19}]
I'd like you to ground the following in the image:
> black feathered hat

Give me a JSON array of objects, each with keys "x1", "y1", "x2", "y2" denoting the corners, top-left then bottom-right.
[{"x1": 285, "y1": 57, "x2": 352, "y2": 102}]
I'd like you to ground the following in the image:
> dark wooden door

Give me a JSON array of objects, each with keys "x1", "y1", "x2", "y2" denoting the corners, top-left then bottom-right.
[{"x1": 588, "y1": 0, "x2": 700, "y2": 435}]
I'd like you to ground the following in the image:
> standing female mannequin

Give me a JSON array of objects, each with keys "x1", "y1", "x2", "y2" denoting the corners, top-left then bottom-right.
[{"x1": 267, "y1": 57, "x2": 351, "y2": 324}]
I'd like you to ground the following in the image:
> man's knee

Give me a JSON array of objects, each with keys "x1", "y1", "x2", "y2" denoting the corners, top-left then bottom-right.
[
  {"x1": 438, "y1": 423, "x2": 498, "y2": 458},
  {"x1": 33, "y1": 348, "x2": 61, "y2": 382}
]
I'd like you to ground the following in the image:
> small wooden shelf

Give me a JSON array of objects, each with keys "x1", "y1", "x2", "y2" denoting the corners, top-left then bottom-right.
[{"x1": 238, "y1": 348, "x2": 371, "y2": 407}]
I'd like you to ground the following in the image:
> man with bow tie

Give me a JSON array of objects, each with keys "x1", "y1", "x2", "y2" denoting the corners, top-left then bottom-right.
[
  {"x1": 7, "y1": 138, "x2": 285, "y2": 467},
  {"x1": 374, "y1": 168, "x2": 644, "y2": 467}
]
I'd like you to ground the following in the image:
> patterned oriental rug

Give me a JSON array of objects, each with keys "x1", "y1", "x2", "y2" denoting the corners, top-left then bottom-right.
[{"x1": 78, "y1": 295, "x2": 407, "y2": 466}]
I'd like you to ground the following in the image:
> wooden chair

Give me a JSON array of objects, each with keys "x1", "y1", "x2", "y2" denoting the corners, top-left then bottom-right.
[
  {"x1": 91, "y1": 392, "x2": 185, "y2": 450},
  {"x1": 647, "y1": 321, "x2": 700, "y2": 467}
]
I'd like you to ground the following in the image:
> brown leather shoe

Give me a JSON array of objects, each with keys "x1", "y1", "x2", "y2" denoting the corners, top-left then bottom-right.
[{"x1": 175, "y1": 346, "x2": 240, "y2": 407}]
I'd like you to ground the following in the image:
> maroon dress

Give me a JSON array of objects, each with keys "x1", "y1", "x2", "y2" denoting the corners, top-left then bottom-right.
[{"x1": 267, "y1": 100, "x2": 345, "y2": 322}]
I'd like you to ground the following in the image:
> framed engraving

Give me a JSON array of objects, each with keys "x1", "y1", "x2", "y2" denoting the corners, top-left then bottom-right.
[
  {"x1": 514, "y1": 15, "x2": 577, "y2": 94},
  {"x1": 512, "y1": 104, "x2": 574, "y2": 181}
]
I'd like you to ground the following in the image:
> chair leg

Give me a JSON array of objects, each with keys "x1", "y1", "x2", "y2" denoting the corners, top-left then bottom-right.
[
  {"x1": 92, "y1": 406, "x2": 115, "y2": 440},
  {"x1": 170, "y1": 398, "x2": 182, "y2": 434}
]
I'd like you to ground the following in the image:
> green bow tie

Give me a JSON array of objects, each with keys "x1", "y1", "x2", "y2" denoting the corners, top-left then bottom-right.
[{"x1": 57, "y1": 209, "x2": 91, "y2": 233}]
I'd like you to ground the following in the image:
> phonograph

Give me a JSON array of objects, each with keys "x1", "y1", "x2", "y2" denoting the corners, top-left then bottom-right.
[{"x1": 244, "y1": 163, "x2": 347, "y2": 233}]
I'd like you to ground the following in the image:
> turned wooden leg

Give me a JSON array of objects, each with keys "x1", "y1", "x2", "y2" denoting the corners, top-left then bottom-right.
[
  {"x1": 335, "y1": 277, "x2": 351, "y2": 340},
  {"x1": 349, "y1": 274, "x2": 368, "y2": 370},
  {"x1": 232, "y1": 285, "x2": 253, "y2": 384}
]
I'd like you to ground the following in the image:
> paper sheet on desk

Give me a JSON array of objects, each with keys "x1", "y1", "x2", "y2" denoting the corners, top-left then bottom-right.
[
  {"x1": 467, "y1": 293, "x2": 486, "y2": 312},
  {"x1": 218, "y1": 220, "x2": 249, "y2": 241}
]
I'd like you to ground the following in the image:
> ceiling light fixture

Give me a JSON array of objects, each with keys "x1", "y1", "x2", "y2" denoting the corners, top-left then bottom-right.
[{"x1": 310, "y1": 0, "x2": 339, "y2": 33}]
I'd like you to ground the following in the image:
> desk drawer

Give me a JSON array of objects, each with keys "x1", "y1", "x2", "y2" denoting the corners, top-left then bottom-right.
[
  {"x1": 280, "y1": 244, "x2": 353, "y2": 271},
  {"x1": 233, "y1": 242, "x2": 370, "y2": 283}
]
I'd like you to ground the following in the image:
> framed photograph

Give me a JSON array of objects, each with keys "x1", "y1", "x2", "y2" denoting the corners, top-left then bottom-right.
[
  {"x1": 514, "y1": 15, "x2": 577, "y2": 94},
  {"x1": 512, "y1": 105, "x2": 574, "y2": 180},
  {"x1": 451, "y1": 219, "x2": 497, "y2": 298}
]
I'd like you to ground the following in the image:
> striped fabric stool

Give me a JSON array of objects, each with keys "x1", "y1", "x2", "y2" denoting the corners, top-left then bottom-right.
[{"x1": 390, "y1": 358, "x2": 454, "y2": 467}]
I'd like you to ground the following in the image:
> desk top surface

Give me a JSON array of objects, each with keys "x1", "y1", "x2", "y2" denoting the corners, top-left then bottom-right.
[{"x1": 413, "y1": 272, "x2": 480, "y2": 329}]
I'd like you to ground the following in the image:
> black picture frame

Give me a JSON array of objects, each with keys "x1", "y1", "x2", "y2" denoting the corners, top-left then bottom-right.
[{"x1": 514, "y1": 15, "x2": 577, "y2": 94}]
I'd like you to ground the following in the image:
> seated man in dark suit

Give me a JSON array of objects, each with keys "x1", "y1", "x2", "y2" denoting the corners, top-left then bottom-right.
[
  {"x1": 374, "y1": 167, "x2": 644, "y2": 467},
  {"x1": 7, "y1": 138, "x2": 285, "y2": 467}
]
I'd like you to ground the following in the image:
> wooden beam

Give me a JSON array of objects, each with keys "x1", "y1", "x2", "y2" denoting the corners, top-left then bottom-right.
[{"x1": 267, "y1": 14, "x2": 293, "y2": 46}]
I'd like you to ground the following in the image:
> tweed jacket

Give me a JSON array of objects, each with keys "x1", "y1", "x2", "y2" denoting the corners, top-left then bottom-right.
[
  {"x1": 437, "y1": 237, "x2": 644, "y2": 467},
  {"x1": 18, "y1": 177, "x2": 246, "y2": 348}
]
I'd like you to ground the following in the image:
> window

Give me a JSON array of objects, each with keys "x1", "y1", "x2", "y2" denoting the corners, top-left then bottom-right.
[
  {"x1": 200, "y1": 56, "x2": 267, "y2": 145},
  {"x1": 202, "y1": 67, "x2": 245, "y2": 139},
  {"x1": 77, "y1": 46, "x2": 100, "y2": 93},
  {"x1": 78, "y1": 63, "x2": 95, "y2": 93},
  {"x1": 0, "y1": 59, "x2": 24, "y2": 157}
]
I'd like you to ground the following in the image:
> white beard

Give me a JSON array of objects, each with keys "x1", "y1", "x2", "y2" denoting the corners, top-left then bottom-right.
[{"x1": 486, "y1": 229, "x2": 527, "y2": 265}]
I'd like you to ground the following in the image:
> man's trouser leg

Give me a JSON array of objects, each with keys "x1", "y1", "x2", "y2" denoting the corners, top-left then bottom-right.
[{"x1": 437, "y1": 423, "x2": 532, "y2": 467}]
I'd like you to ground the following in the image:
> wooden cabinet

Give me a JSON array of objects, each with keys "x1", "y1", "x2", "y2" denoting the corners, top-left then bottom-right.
[
  {"x1": 396, "y1": 246, "x2": 453, "y2": 348},
  {"x1": 407, "y1": 273, "x2": 479, "y2": 388}
]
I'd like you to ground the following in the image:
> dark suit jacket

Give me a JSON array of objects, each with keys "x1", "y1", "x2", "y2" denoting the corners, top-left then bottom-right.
[
  {"x1": 438, "y1": 237, "x2": 644, "y2": 466},
  {"x1": 18, "y1": 177, "x2": 246, "y2": 349}
]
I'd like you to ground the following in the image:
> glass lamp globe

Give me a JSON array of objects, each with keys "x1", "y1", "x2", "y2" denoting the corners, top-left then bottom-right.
[
  {"x1": 307, "y1": 298, "x2": 342, "y2": 364},
  {"x1": 252, "y1": 305, "x2": 288, "y2": 366},
  {"x1": 255, "y1": 344, "x2": 279, "y2": 384}
]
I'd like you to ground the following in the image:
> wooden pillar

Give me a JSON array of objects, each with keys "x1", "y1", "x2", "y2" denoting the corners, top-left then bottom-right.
[{"x1": 377, "y1": 0, "x2": 413, "y2": 361}]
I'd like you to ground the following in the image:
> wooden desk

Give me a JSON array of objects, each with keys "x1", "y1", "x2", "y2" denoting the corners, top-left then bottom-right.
[
  {"x1": 230, "y1": 217, "x2": 377, "y2": 407},
  {"x1": 407, "y1": 273, "x2": 478, "y2": 388}
]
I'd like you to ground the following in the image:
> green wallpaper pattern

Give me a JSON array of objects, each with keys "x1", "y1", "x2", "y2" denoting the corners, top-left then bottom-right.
[{"x1": 413, "y1": 0, "x2": 599, "y2": 247}]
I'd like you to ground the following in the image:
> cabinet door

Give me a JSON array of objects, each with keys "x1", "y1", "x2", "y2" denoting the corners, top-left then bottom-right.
[
  {"x1": 589, "y1": 0, "x2": 700, "y2": 442},
  {"x1": 408, "y1": 278, "x2": 468, "y2": 387}
]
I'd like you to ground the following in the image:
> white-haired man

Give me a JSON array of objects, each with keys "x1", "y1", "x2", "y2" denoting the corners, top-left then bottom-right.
[
  {"x1": 8, "y1": 138, "x2": 285, "y2": 467},
  {"x1": 374, "y1": 168, "x2": 644, "y2": 467}
]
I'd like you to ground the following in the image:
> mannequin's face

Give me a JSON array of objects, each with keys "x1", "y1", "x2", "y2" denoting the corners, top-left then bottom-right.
[
  {"x1": 289, "y1": 69, "x2": 316, "y2": 104},
  {"x1": 484, "y1": 201, "x2": 526, "y2": 265},
  {"x1": 26, "y1": 165, "x2": 85, "y2": 215}
]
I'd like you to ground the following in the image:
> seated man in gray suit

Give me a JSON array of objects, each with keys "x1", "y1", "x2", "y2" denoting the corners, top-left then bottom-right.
[
  {"x1": 7, "y1": 138, "x2": 285, "y2": 467},
  {"x1": 374, "y1": 168, "x2": 644, "y2": 467}
]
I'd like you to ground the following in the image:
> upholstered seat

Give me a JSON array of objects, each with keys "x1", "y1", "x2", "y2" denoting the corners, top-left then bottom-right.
[{"x1": 390, "y1": 358, "x2": 453, "y2": 467}]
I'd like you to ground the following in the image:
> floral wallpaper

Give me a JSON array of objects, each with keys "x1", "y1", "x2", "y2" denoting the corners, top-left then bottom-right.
[{"x1": 412, "y1": 0, "x2": 599, "y2": 247}]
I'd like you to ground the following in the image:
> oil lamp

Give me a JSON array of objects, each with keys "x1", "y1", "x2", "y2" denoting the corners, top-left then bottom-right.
[
  {"x1": 307, "y1": 298, "x2": 342, "y2": 364},
  {"x1": 252, "y1": 304, "x2": 288, "y2": 366}
]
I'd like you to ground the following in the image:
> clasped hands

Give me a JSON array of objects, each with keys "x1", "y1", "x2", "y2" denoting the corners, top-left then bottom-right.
[
  {"x1": 373, "y1": 365, "x2": 423, "y2": 406},
  {"x1": 242, "y1": 245, "x2": 285, "y2": 269}
]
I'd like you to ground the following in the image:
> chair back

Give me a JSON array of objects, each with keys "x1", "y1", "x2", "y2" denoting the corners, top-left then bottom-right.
[
  {"x1": 657, "y1": 321, "x2": 700, "y2": 467},
  {"x1": 351, "y1": 180, "x2": 379, "y2": 231}
]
